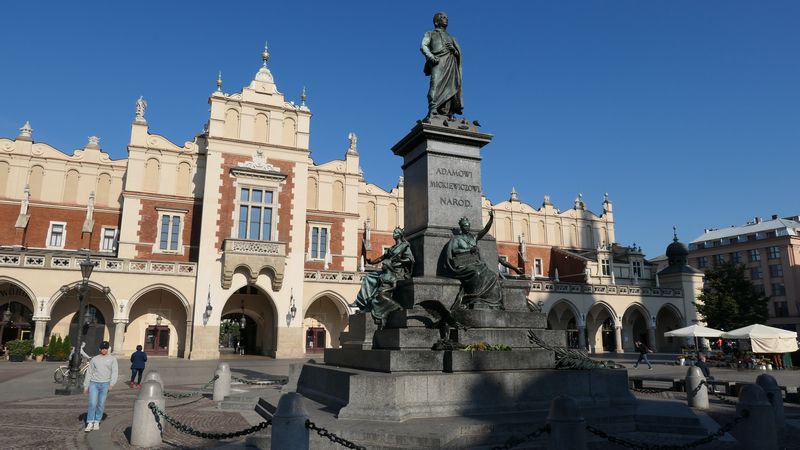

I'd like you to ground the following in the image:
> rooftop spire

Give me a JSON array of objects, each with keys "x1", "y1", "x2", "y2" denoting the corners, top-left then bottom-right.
[
  {"x1": 262, "y1": 41, "x2": 270, "y2": 67},
  {"x1": 510, "y1": 187, "x2": 518, "y2": 202},
  {"x1": 301, "y1": 86, "x2": 307, "y2": 107},
  {"x1": 216, "y1": 71, "x2": 223, "y2": 92},
  {"x1": 18, "y1": 121, "x2": 32, "y2": 140},
  {"x1": 672, "y1": 225, "x2": 678, "y2": 242}
]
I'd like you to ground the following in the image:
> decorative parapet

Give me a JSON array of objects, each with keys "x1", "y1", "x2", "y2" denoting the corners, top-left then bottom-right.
[
  {"x1": 0, "y1": 251, "x2": 196, "y2": 277},
  {"x1": 530, "y1": 281, "x2": 682, "y2": 298},
  {"x1": 221, "y1": 239, "x2": 287, "y2": 290},
  {"x1": 304, "y1": 270, "x2": 362, "y2": 284}
]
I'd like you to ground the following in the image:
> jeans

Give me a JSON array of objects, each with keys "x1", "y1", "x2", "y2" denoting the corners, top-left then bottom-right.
[
  {"x1": 634, "y1": 353, "x2": 652, "y2": 368},
  {"x1": 131, "y1": 368, "x2": 144, "y2": 384},
  {"x1": 86, "y1": 382, "x2": 109, "y2": 423}
]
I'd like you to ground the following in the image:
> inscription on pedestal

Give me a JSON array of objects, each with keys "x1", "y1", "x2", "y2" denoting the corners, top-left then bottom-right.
[{"x1": 430, "y1": 167, "x2": 480, "y2": 208}]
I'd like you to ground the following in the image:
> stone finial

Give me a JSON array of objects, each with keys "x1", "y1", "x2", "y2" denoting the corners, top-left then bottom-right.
[
  {"x1": 398, "y1": 176, "x2": 404, "y2": 187},
  {"x1": 20, "y1": 184, "x2": 30, "y2": 215},
  {"x1": 216, "y1": 71, "x2": 223, "y2": 92},
  {"x1": 510, "y1": 187, "x2": 518, "y2": 202},
  {"x1": 347, "y1": 132, "x2": 358, "y2": 155},
  {"x1": 261, "y1": 41, "x2": 270, "y2": 67},
  {"x1": 18, "y1": 121, "x2": 33, "y2": 140},
  {"x1": 87, "y1": 136, "x2": 100, "y2": 148},
  {"x1": 574, "y1": 193, "x2": 585, "y2": 210},
  {"x1": 542, "y1": 194, "x2": 552, "y2": 207},
  {"x1": 672, "y1": 225, "x2": 678, "y2": 242},
  {"x1": 135, "y1": 96, "x2": 148, "y2": 123},
  {"x1": 300, "y1": 86, "x2": 307, "y2": 107},
  {"x1": 603, "y1": 192, "x2": 610, "y2": 203}
]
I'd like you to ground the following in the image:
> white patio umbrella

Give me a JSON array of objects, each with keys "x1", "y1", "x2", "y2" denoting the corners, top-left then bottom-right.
[
  {"x1": 664, "y1": 324, "x2": 724, "y2": 352},
  {"x1": 721, "y1": 324, "x2": 798, "y2": 353}
]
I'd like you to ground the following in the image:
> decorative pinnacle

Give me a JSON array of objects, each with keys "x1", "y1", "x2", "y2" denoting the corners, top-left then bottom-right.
[
  {"x1": 672, "y1": 225, "x2": 678, "y2": 242},
  {"x1": 262, "y1": 41, "x2": 269, "y2": 67},
  {"x1": 216, "y1": 71, "x2": 223, "y2": 92},
  {"x1": 510, "y1": 187, "x2": 518, "y2": 202},
  {"x1": 300, "y1": 86, "x2": 307, "y2": 106},
  {"x1": 18, "y1": 121, "x2": 33, "y2": 138}
]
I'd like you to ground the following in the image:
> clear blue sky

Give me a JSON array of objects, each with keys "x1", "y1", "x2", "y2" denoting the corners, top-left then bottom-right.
[{"x1": 2, "y1": 1, "x2": 798, "y2": 258}]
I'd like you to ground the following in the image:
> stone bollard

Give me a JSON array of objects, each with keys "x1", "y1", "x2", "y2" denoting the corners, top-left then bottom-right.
[
  {"x1": 131, "y1": 381, "x2": 165, "y2": 447},
  {"x1": 685, "y1": 366, "x2": 708, "y2": 409},
  {"x1": 737, "y1": 384, "x2": 777, "y2": 450},
  {"x1": 547, "y1": 395, "x2": 586, "y2": 450},
  {"x1": 271, "y1": 392, "x2": 310, "y2": 450},
  {"x1": 143, "y1": 370, "x2": 163, "y2": 388},
  {"x1": 213, "y1": 362, "x2": 231, "y2": 401},
  {"x1": 757, "y1": 373, "x2": 785, "y2": 430}
]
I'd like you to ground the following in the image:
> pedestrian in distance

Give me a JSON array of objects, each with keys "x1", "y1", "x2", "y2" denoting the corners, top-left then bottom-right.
[
  {"x1": 129, "y1": 344, "x2": 147, "y2": 388},
  {"x1": 83, "y1": 341, "x2": 118, "y2": 432},
  {"x1": 694, "y1": 354, "x2": 713, "y2": 380},
  {"x1": 633, "y1": 339, "x2": 653, "y2": 370}
]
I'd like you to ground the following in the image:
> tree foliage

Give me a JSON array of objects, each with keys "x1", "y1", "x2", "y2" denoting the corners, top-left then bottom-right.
[{"x1": 694, "y1": 262, "x2": 769, "y2": 331}]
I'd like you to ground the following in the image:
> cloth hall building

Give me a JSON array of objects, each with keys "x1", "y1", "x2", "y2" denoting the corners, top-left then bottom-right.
[{"x1": 0, "y1": 51, "x2": 703, "y2": 359}]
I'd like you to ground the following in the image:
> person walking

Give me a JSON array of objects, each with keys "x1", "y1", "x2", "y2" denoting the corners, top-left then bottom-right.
[
  {"x1": 129, "y1": 344, "x2": 147, "y2": 388},
  {"x1": 633, "y1": 339, "x2": 653, "y2": 370},
  {"x1": 83, "y1": 341, "x2": 118, "y2": 432}
]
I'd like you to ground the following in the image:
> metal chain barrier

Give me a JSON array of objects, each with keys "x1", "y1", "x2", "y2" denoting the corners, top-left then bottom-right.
[
  {"x1": 631, "y1": 387, "x2": 673, "y2": 394},
  {"x1": 162, "y1": 374, "x2": 219, "y2": 399},
  {"x1": 305, "y1": 419, "x2": 367, "y2": 450},
  {"x1": 231, "y1": 375, "x2": 287, "y2": 386},
  {"x1": 148, "y1": 401, "x2": 271, "y2": 439},
  {"x1": 491, "y1": 424, "x2": 550, "y2": 450},
  {"x1": 585, "y1": 409, "x2": 750, "y2": 450},
  {"x1": 688, "y1": 379, "x2": 706, "y2": 398},
  {"x1": 707, "y1": 388, "x2": 738, "y2": 406}
]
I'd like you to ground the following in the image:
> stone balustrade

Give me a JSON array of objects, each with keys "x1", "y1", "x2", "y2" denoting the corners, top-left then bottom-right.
[{"x1": 0, "y1": 250, "x2": 196, "y2": 277}]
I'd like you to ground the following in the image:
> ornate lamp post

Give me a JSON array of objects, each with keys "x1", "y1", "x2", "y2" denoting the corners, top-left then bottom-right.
[{"x1": 56, "y1": 253, "x2": 98, "y2": 395}]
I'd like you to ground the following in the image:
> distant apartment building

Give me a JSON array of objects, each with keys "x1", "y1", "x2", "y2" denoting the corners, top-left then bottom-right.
[{"x1": 689, "y1": 215, "x2": 800, "y2": 332}]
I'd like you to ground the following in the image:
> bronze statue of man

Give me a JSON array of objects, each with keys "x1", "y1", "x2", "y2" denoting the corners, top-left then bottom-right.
[{"x1": 421, "y1": 11, "x2": 463, "y2": 119}]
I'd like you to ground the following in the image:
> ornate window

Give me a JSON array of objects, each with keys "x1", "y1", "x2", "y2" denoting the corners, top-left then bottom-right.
[
  {"x1": 238, "y1": 187, "x2": 275, "y2": 241},
  {"x1": 154, "y1": 208, "x2": 186, "y2": 254},
  {"x1": 101, "y1": 227, "x2": 118, "y2": 252},
  {"x1": 47, "y1": 222, "x2": 66, "y2": 249},
  {"x1": 307, "y1": 222, "x2": 331, "y2": 267},
  {"x1": 534, "y1": 258, "x2": 543, "y2": 277}
]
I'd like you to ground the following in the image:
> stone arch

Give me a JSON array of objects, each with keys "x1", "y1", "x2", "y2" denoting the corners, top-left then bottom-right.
[
  {"x1": 366, "y1": 201, "x2": 376, "y2": 227},
  {"x1": 0, "y1": 160, "x2": 9, "y2": 197},
  {"x1": 254, "y1": 113, "x2": 269, "y2": 143},
  {"x1": 0, "y1": 277, "x2": 37, "y2": 312},
  {"x1": 304, "y1": 291, "x2": 351, "y2": 351},
  {"x1": 622, "y1": 303, "x2": 651, "y2": 352},
  {"x1": 126, "y1": 284, "x2": 191, "y2": 321},
  {"x1": 569, "y1": 224, "x2": 577, "y2": 247},
  {"x1": 586, "y1": 301, "x2": 618, "y2": 353},
  {"x1": 47, "y1": 280, "x2": 119, "y2": 315},
  {"x1": 221, "y1": 284, "x2": 278, "y2": 356},
  {"x1": 544, "y1": 298, "x2": 580, "y2": 328},
  {"x1": 656, "y1": 303, "x2": 684, "y2": 353},
  {"x1": 47, "y1": 283, "x2": 117, "y2": 353},
  {"x1": 282, "y1": 117, "x2": 296, "y2": 147},
  {"x1": 546, "y1": 298, "x2": 582, "y2": 348},
  {"x1": 537, "y1": 220, "x2": 545, "y2": 244},
  {"x1": 63, "y1": 169, "x2": 80, "y2": 204},
  {"x1": 0, "y1": 280, "x2": 36, "y2": 346},
  {"x1": 28, "y1": 165, "x2": 44, "y2": 200},
  {"x1": 583, "y1": 225, "x2": 593, "y2": 249},
  {"x1": 554, "y1": 222, "x2": 562, "y2": 246},
  {"x1": 224, "y1": 109, "x2": 240, "y2": 139},
  {"x1": 144, "y1": 158, "x2": 160, "y2": 192},
  {"x1": 96, "y1": 172, "x2": 112, "y2": 206},
  {"x1": 332, "y1": 180, "x2": 344, "y2": 212},
  {"x1": 176, "y1": 162, "x2": 192, "y2": 196},
  {"x1": 307, "y1": 177, "x2": 318, "y2": 210}
]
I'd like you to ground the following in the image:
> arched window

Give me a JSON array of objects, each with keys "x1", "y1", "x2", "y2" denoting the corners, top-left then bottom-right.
[
  {"x1": 176, "y1": 162, "x2": 192, "y2": 196},
  {"x1": 537, "y1": 220, "x2": 545, "y2": 244},
  {"x1": 144, "y1": 158, "x2": 160, "y2": 192},
  {"x1": 388, "y1": 203, "x2": 398, "y2": 228},
  {"x1": 283, "y1": 118, "x2": 296, "y2": 147},
  {"x1": 307, "y1": 177, "x2": 318, "y2": 210},
  {"x1": 554, "y1": 223, "x2": 563, "y2": 246},
  {"x1": 583, "y1": 225, "x2": 594, "y2": 249},
  {"x1": 224, "y1": 109, "x2": 240, "y2": 139},
  {"x1": 63, "y1": 169, "x2": 80, "y2": 204},
  {"x1": 254, "y1": 113, "x2": 269, "y2": 143},
  {"x1": 28, "y1": 166, "x2": 44, "y2": 200},
  {"x1": 0, "y1": 161, "x2": 8, "y2": 197},
  {"x1": 332, "y1": 180, "x2": 344, "y2": 212},
  {"x1": 366, "y1": 201, "x2": 376, "y2": 227},
  {"x1": 96, "y1": 173, "x2": 111, "y2": 206}
]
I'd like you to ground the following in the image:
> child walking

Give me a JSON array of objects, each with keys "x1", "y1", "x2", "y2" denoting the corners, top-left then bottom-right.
[{"x1": 129, "y1": 344, "x2": 147, "y2": 388}]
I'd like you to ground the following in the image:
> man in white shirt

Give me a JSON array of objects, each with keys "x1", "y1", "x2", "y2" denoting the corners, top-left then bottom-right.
[{"x1": 83, "y1": 340, "x2": 118, "y2": 431}]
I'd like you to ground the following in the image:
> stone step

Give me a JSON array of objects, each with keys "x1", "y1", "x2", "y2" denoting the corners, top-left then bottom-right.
[
  {"x1": 373, "y1": 327, "x2": 441, "y2": 349},
  {"x1": 219, "y1": 395, "x2": 258, "y2": 411},
  {"x1": 444, "y1": 349, "x2": 554, "y2": 372},
  {"x1": 324, "y1": 348, "x2": 444, "y2": 372},
  {"x1": 458, "y1": 328, "x2": 566, "y2": 348},
  {"x1": 454, "y1": 309, "x2": 547, "y2": 329}
]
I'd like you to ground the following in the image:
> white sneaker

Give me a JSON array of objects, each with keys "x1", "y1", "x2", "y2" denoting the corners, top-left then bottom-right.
[
  {"x1": 84, "y1": 423, "x2": 93, "y2": 432},
  {"x1": 93, "y1": 422, "x2": 100, "y2": 431}
]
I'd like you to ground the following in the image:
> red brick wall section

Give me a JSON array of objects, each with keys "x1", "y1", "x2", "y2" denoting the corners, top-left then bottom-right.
[
  {"x1": 304, "y1": 214, "x2": 345, "y2": 271},
  {"x1": 0, "y1": 203, "x2": 121, "y2": 250},
  {"x1": 215, "y1": 154, "x2": 296, "y2": 253},
  {"x1": 360, "y1": 232, "x2": 395, "y2": 264},
  {"x1": 550, "y1": 249, "x2": 588, "y2": 283},
  {"x1": 135, "y1": 198, "x2": 200, "y2": 262}
]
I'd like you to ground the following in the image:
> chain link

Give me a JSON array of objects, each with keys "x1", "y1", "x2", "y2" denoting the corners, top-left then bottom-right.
[
  {"x1": 631, "y1": 387, "x2": 672, "y2": 394},
  {"x1": 688, "y1": 380, "x2": 706, "y2": 398},
  {"x1": 305, "y1": 419, "x2": 366, "y2": 449},
  {"x1": 162, "y1": 374, "x2": 219, "y2": 398},
  {"x1": 490, "y1": 424, "x2": 550, "y2": 450},
  {"x1": 707, "y1": 388, "x2": 738, "y2": 406},
  {"x1": 148, "y1": 401, "x2": 271, "y2": 439},
  {"x1": 585, "y1": 409, "x2": 749, "y2": 450},
  {"x1": 231, "y1": 375, "x2": 287, "y2": 386}
]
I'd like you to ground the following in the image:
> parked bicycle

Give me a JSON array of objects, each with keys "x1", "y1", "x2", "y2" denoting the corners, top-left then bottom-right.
[{"x1": 54, "y1": 359, "x2": 91, "y2": 383}]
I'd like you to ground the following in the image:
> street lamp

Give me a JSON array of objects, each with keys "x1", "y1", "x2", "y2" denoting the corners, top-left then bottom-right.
[{"x1": 56, "y1": 253, "x2": 98, "y2": 395}]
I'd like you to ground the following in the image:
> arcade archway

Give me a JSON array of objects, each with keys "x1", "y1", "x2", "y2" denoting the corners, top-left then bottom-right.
[
  {"x1": 303, "y1": 293, "x2": 349, "y2": 353},
  {"x1": 49, "y1": 285, "x2": 114, "y2": 356},
  {"x1": 587, "y1": 303, "x2": 618, "y2": 353},
  {"x1": 127, "y1": 287, "x2": 190, "y2": 357},
  {"x1": 656, "y1": 304, "x2": 684, "y2": 353},
  {"x1": 0, "y1": 282, "x2": 35, "y2": 346},
  {"x1": 220, "y1": 285, "x2": 277, "y2": 357},
  {"x1": 622, "y1": 304, "x2": 650, "y2": 352},
  {"x1": 546, "y1": 299, "x2": 581, "y2": 349}
]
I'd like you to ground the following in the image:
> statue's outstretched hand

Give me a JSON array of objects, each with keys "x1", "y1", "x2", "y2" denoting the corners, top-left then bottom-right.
[{"x1": 429, "y1": 56, "x2": 439, "y2": 65}]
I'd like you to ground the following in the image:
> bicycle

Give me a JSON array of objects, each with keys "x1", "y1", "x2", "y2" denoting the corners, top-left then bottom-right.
[{"x1": 54, "y1": 359, "x2": 91, "y2": 383}]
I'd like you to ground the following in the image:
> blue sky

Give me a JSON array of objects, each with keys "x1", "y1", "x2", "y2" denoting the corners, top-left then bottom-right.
[{"x1": 2, "y1": 1, "x2": 799, "y2": 258}]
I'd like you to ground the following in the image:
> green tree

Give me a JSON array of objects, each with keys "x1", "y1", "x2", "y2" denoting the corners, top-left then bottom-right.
[
  {"x1": 48, "y1": 334, "x2": 57, "y2": 355},
  {"x1": 694, "y1": 262, "x2": 769, "y2": 331}
]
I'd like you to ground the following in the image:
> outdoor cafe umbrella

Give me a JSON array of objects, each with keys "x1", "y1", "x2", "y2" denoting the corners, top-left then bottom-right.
[
  {"x1": 721, "y1": 324, "x2": 798, "y2": 353},
  {"x1": 664, "y1": 324, "x2": 724, "y2": 352}
]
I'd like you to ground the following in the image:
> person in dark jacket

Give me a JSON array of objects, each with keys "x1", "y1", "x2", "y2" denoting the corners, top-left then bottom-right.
[
  {"x1": 694, "y1": 354, "x2": 712, "y2": 379},
  {"x1": 129, "y1": 345, "x2": 147, "y2": 388},
  {"x1": 633, "y1": 340, "x2": 653, "y2": 370}
]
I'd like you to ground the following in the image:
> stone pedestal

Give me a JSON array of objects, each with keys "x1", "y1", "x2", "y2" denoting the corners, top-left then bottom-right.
[{"x1": 391, "y1": 117, "x2": 498, "y2": 277}]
